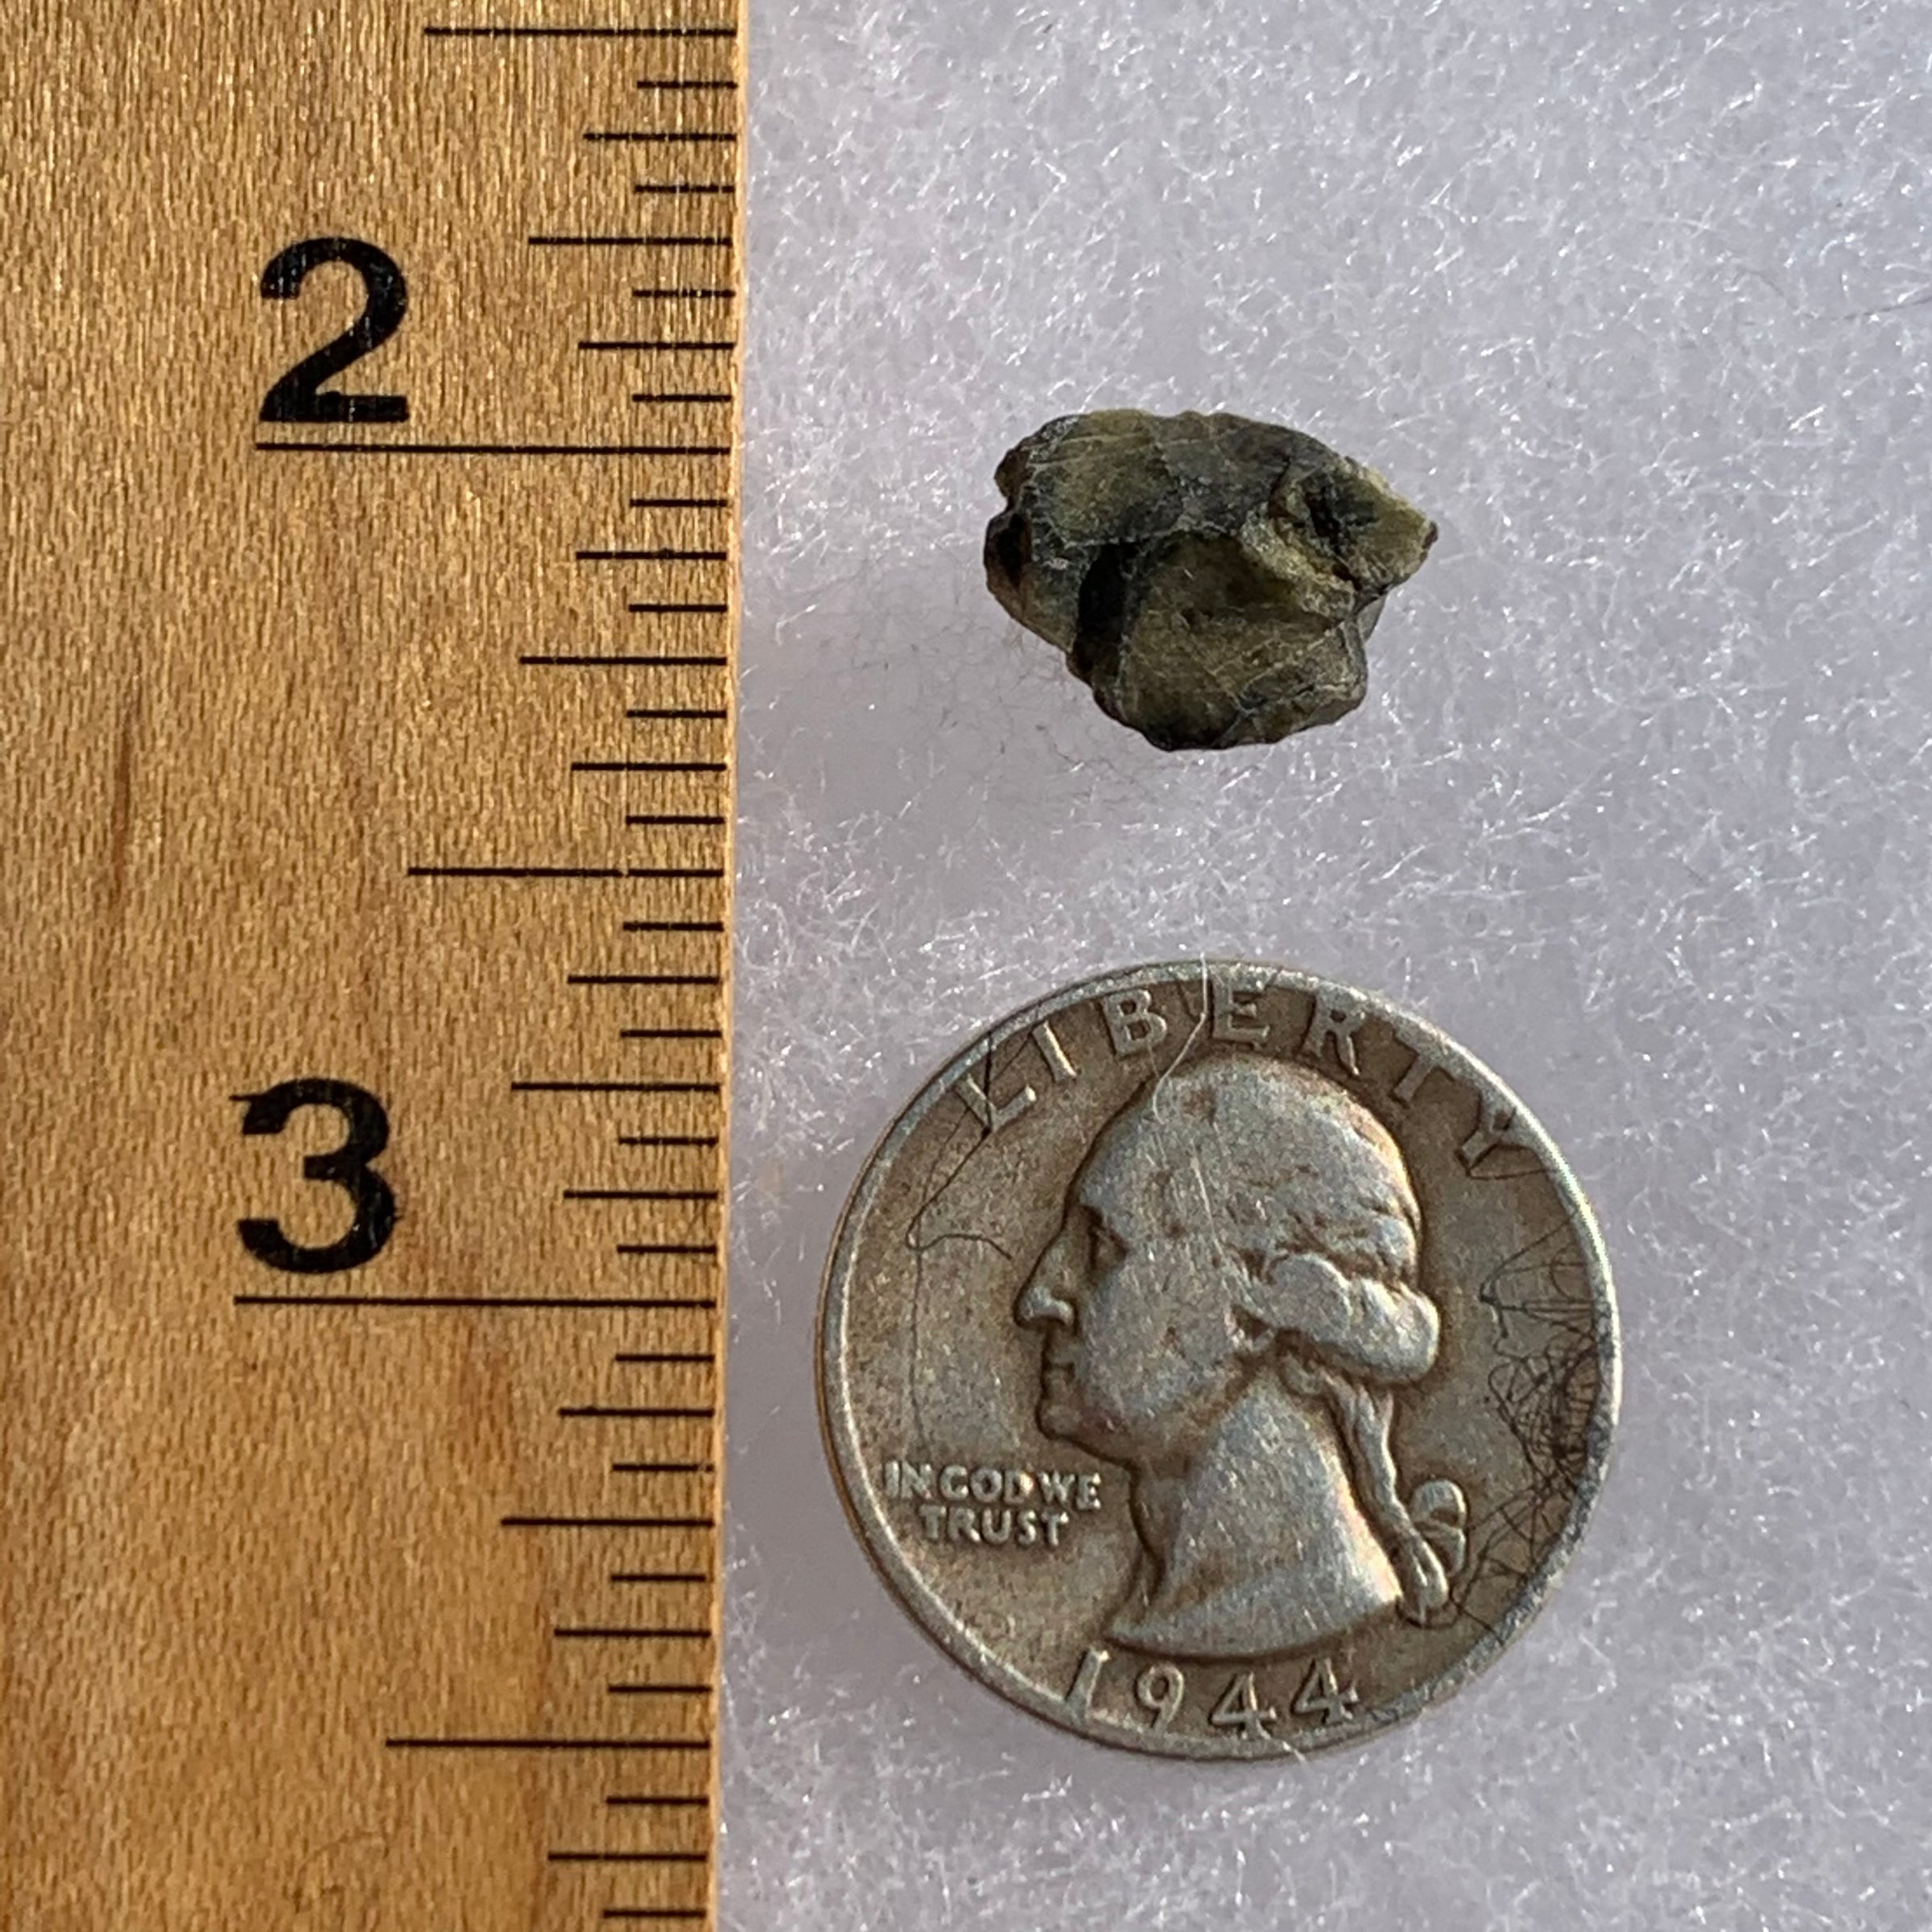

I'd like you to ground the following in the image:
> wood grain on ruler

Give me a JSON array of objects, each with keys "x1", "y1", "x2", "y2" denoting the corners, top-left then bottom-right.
[{"x1": 0, "y1": 6, "x2": 742, "y2": 1930}]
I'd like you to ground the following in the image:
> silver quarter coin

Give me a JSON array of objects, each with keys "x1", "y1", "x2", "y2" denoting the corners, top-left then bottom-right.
[{"x1": 818, "y1": 962, "x2": 1619, "y2": 1759}]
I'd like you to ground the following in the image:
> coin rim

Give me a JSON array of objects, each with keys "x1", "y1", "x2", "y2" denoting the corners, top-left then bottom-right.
[{"x1": 817, "y1": 960, "x2": 1621, "y2": 1761}]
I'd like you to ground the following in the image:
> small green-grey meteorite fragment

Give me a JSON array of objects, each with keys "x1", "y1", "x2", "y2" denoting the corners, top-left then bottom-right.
[{"x1": 985, "y1": 410, "x2": 1436, "y2": 751}]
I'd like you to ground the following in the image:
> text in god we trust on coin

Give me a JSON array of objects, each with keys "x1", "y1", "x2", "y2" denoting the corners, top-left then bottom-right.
[{"x1": 881, "y1": 1459, "x2": 1104, "y2": 1547}]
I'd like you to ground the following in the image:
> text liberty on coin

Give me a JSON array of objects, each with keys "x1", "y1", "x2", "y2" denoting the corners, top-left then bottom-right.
[{"x1": 817, "y1": 964, "x2": 1618, "y2": 1758}]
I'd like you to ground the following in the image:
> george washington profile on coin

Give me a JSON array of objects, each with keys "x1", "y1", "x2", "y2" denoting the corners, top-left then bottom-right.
[
  {"x1": 1015, "y1": 1052, "x2": 1467, "y2": 1660},
  {"x1": 819, "y1": 963, "x2": 1618, "y2": 1758}
]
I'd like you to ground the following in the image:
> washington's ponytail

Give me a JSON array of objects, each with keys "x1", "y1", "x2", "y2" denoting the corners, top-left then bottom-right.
[{"x1": 1278, "y1": 1355, "x2": 1468, "y2": 1622}]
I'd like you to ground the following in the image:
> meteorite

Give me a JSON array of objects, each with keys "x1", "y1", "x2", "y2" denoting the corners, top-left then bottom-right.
[{"x1": 984, "y1": 409, "x2": 1436, "y2": 751}]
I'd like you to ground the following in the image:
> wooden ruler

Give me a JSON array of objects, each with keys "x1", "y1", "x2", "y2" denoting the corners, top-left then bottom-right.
[{"x1": 1, "y1": 6, "x2": 741, "y2": 1929}]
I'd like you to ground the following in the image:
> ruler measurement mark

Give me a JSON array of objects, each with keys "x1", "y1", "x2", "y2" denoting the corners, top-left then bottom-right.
[
  {"x1": 233, "y1": 1294, "x2": 716, "y2": 1311},
  {"x1": 607, "y1": 1795, "x2": 711, "y2": 1808},
  {"x1": 503, "y1": 1517, "x2": 716, "y2": 1530},
  {"x1": 522, "y1": 654, "x2": 729, "y2": 667},
  {"x1": 569, "y1": 975, "x2": 722, "y2": 986},
  {"x1": 615, "y1": 1352, "x2": 716, "y2": 1364},
  {"x1": 605, "y1": 1682, "x2": 712, "y2": 1695},
  {"x1": 618, "y1": 1244, "x2": 719, "y2": 1257},
  {"x1": 632, "y1": 393, "x2": 731, "y2": 404},
  {"x1": 424, "y1": 25, "x2": 737, "y2": 39},
  {"x1": 628, "y1": 604, "x2": 732, "y2": 616},
  {"x1": 609, "y1": 1572, "x2": 712, "y2": 1586},
  {"x1": 612, "y1": 1463, "x2": 715, "y2": 1475},
  {"x1": 617, "y1": 1133, "x2": 719, "y2": 1147},
  {"x1": 411, "y1": 867, "x2": 721, "y2": 881},
  {"x1": 559, "y1": 1406, "x2": 716, "y2": 1418},
  {"x1": 255, "y1": 440, "x2": 729, "y2": 456},
  {"x1": 550, "y1": 1850, "x2": 710, "y2": 1864},
  {"x1": 386, "y1": 1736, "x2": 710, "y2": 1752},
  {"x1": 632, "y1": 495, "x2": 730, "y2": 506},
  {"x1": 579, "y1": 548, "x2": 729, "y2": 561},
  {"x1": 586, "y1": 130, "x2": 739, "y2": 144},
  {"x1": 549, "y1": 241, "x2": 731, "y2": 255},
  {"x1": 564, "y1": 1406, "x2": 718, "y2": 1422},
  {"x1": 603, "y1": 1913, "x2": 708, "y2": 1925},
  {"x1": 516, "y1": 1079, "x2": 720, "y2": 1092}
]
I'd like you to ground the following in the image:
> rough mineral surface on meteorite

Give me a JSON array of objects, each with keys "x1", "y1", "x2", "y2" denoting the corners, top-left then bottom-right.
[{"x1": 984, "y1": 410, "x2": 1437, "y2": 751}]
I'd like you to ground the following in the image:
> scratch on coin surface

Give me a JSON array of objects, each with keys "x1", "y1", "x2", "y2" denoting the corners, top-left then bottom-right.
[{"x1": 1454, "y1": 1224, "x2": 1605, "y2": 1629}]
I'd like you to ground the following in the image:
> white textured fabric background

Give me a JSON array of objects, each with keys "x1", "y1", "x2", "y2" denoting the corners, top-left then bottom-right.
[{"x1": 724, "y1": 3, "x2": 1932, "y2": 1926}]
